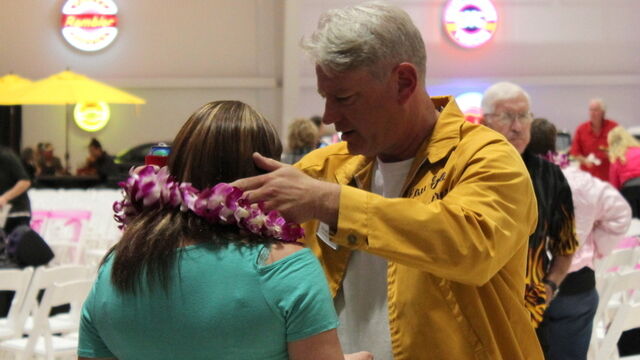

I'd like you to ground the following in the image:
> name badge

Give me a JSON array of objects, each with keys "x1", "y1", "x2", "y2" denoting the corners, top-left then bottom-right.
[{"x1": 316, "y1": 222, "x2": 338, "y2": 250}]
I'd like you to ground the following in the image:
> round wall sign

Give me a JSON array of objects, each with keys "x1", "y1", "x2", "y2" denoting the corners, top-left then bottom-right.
[
  {"x1": 74, "y1": 102, "x2": 110, "y2": 132},
  {"x1": 61, "y1": 0, "x2": 119, "y2": 52},
  {"x1": 444, "y1": 0, "x2": 497, "y2": 48},
  {"x1": 455, "y1": 92, "x2": 483, "y2": 124}
]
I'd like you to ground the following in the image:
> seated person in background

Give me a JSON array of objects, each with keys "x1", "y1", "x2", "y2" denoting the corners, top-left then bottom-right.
[
  {"x1": 607, "y1": 126, "x2": 640, "y2": 217},
  {"x1": 528, "y1": 118, "x2": 631, "y2": 360},
  {"x1": 77, "y1": 138, "x2": 116, "y2": 182},
  {"x1": 281, "y1": 118, "x2": 319, "y2": 164},
  {"x1": 569, "y1": 98, "x2": 618, "y2": 182},
  {"x1": 78, "y1": 100, "x2": 371, "y2": 360},
  {"x1": 37, "y1": 143, "x2": 66, "y2": 176},
  {"x1": 20, "y1": 147, "x2": 38, "y2": 180}
]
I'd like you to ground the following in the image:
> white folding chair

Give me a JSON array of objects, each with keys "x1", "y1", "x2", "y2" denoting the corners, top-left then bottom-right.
[
  {"x1": 21, "y1": 265, "x2": 94, "y2": 335},
  {"x1": 590, "y1": 270, "x2": 640, "y2": 359},
  {"x1": 0, "y1": 279, "x2": 93, "y2": 360},
  {"x1": 596, "y1": 249, "x2": 639, "y2": 294},
  {"x1": 625, "y1": 218, "x2": 640, "y2": 238},
  {"x1": 596, "y1": 303, "x2": 640, "y2": 360},
  {"x1": 0, "y1": 267, "x2": 34, "y2": 340}
]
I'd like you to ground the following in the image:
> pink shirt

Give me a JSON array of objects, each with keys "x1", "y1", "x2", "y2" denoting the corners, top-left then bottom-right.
[
  {"x1": 609, "y1": 146, "x2": 640, "y2": 189},
  {"x1": 561, "y1": 166, "x2": 632, "y2": 272}
]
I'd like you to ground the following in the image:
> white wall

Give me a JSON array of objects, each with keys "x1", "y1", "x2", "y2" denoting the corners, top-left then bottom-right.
[
  {"x1": 1, "y1": 0, "x2": 638, "y2": 170},
  {"x1": 0, "y1": 0, "x2": 283, "y2": 170},
  {"x1": 296, "y1": 0, "x2": 640, "y2": 134}
]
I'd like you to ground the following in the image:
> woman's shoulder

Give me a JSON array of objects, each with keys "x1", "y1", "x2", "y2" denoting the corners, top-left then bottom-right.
[{"x1": 263, "y1": 242, "x2": 307, "y2": 265}]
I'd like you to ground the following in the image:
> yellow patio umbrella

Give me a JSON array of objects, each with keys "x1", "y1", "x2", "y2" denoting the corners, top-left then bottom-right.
[
  {"x1": 0, "y1": 74, "x2": 33, "y2": 105},
  {"x1": 9, "y1": 70, "x2": 146, "y2": 169},
  {"x1": 11, "y1": 70, "x2": 145, "y2": 105}
]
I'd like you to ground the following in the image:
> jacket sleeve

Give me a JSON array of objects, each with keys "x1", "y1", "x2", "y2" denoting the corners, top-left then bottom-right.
[
  {"x1": 331, "y1": 143, "x2": 537, "y2": 286},
  {"x1": 591, "y1": 179, "x2": 632, "y2": 258}
]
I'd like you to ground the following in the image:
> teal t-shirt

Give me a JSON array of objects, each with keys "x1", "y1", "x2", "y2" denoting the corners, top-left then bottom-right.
[{"x1": 78, "y1": 243, "x2": 339, "y2": 360}]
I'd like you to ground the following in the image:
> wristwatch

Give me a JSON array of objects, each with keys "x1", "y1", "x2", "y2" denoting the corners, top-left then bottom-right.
[{"x1": 542, "y1": 279, "x2": 559, "y2": 298}]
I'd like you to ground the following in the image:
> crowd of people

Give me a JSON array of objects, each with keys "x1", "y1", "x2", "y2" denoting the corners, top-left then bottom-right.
[
  {"x1": 1, "y1": 1, "x2": 639, "y2": 360},
  {"x1": 14, "y1": 138, "x2": 116, "y2": 184}
]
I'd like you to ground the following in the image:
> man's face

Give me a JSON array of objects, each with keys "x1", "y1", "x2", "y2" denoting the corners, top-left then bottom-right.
[
  {"x1": 484, "y1": 94, "x2": 532, "y2": 154},
  {"x1": 589, "y1": 101, "x2": 604, "y2": 125},
  {"x1": 89, "y1": 146, "x2": 101, "y2": 158},
  {"x1": 316, "y1": 65, "x2": 404, "y2": 159}
]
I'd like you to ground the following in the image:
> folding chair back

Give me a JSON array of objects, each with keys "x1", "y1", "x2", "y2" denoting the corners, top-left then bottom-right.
[
  {"x1": 590, "y1": 270, "x2": 640, "y2": 359},
  {"x1": 0, "y1": 267, "x2": 34, "y2": 340},
  {"x1": 20, "y1": 265, "x2": 94, "y2": 335},
  {"x1": 1, "y1": 279, "x2": 93, "y2": 360}
]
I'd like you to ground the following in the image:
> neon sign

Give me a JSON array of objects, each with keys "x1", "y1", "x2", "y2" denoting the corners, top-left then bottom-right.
[
  {"x1": 444, "y1": 0, "x2": 497, "y2": 48},
  {"x1": 61, "y1": 0, "x2": 119, "y2": 52},
  {"x1": 455, "y1": 92, "x2": 484, "y2": 124},
  {"x1": 74, "y1": 102, "x2": 110, "y2": 132}
]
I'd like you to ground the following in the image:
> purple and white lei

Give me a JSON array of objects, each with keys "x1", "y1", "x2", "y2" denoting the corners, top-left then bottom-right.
[
  {"x1": 113, "y1": 166, "x2": 304, "y2": 243},
  {"x1": 542, "y1": 151, "x2": 570, "y2": 169}
]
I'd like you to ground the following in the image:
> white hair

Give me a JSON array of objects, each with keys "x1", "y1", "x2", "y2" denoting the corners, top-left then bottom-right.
[
  {"x1": 481, "y1": 82, "x2": 531, "y2": 114},
  {"x1": 301, "y1": 1, "x2": 426, "y2": 82},
  {"x1": 589, "y1": 98, "x2": 607, "y2": 112}
]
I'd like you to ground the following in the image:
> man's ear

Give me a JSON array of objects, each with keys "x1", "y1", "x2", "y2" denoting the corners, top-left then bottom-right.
[{"x1": 395, "y1": 63, "x2": 418, "y2": 105}]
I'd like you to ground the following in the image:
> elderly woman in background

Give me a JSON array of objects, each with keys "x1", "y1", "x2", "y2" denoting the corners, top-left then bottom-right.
[
  {"x1": 281, "y1": 118, "x2": 319, "y2": 164},
  {"x1": 608, "y1": 126, "x2": 640, "y2": 217}
]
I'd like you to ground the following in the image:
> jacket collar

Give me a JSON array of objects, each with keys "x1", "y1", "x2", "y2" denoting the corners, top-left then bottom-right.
[{"x1": 334, "y1": 96, "x2": 463, "y2": 190}]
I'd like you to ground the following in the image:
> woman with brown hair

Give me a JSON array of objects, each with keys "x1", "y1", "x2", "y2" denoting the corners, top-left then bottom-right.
[
  {"x1": 78, "y1": 101, "x2": 371, "y2": 360},
  {"x1": 281, "y1": 118, "x2": 319, "y2": 164}
]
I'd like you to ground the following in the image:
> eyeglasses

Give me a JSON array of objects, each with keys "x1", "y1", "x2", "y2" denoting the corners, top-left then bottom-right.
[{"x1": 485, "y1": 112, "x2": 534, "y2": 126}]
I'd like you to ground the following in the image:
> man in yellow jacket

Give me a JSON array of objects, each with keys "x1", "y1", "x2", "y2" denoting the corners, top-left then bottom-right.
[{"x1": 234, "y1": 2, "x2": 543, "y2": 359}]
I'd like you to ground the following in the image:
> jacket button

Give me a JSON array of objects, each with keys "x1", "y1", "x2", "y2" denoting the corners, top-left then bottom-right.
[{"x1": 347, "y1": 234, "x2": 357, "y2": 245}]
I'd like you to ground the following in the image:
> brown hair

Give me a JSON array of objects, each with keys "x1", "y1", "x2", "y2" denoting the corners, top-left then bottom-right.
[
  {"x1": 527, "y1": 118, "x2": 557, "y2": 156},
  {"x1": 287, "y1": 118, "x2": 318, "y2": 152},
  {"x1": 108, "y1": 101, "x2": 282, "y2": 293}
]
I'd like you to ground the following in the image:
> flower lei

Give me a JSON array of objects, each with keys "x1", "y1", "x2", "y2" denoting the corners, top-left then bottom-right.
[
  {"x1": 113, "y1": 166, "x2": 304, "y2": 243},
  {"x1": 542, "y1": 151, "x2": 570, "y2": 169}
]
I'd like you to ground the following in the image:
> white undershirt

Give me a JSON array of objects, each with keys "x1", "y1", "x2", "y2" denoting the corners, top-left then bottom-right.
[{"x1": 335, "y1": 157, "x2": 414, "y2": 359}]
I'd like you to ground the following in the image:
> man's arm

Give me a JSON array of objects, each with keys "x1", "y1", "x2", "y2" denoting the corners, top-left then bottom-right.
[
  {"x1": 591, "y1": 179, "x2": 632, "y2": 257},
  {"x1": 232, "y1": 153, "x2": 340, "y2": 226},
  {"x1": 0, "y1": 179, "x2": 31, "y2": 208},
  {"x1": 235, "y1": 143, "x2": 537, "y2": 286},
  {"x1": 543, "y1": 253, "x2": 573, "y2": 303}
]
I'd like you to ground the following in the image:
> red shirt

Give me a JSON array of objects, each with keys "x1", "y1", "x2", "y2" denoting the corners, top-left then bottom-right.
[{"x1": 570, "y1": 119, "x2": 618, "y2": 182}]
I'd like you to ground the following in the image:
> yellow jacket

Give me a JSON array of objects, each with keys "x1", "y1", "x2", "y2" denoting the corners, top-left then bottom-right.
[{"x1": 295, "y1": 97, "x2": 543, "y2": 359}]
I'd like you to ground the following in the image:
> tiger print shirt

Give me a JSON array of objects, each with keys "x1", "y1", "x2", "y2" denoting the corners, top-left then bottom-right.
[{"x1": 522, "y1": 150, "x2": 578, "y2": 327}]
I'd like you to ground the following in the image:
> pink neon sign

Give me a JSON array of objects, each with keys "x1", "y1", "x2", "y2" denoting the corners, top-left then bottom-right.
[{"x1": 444, "y1": 0, "x2": 498, "y2": 48}]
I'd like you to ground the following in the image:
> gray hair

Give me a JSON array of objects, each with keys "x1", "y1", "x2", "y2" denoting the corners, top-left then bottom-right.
[
  {"x1": 481, "y1": 82, "x2": 531, "y2": 114},
  {"x1": 589, "y1": 98, "x2": 607, "y2": 112},
  {"x1": 301, "y1": 1, "x2": 427, "y2": 82}
]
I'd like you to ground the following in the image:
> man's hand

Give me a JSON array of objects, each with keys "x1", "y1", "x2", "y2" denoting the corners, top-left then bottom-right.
[
  {"x1": 231, "y1": 153, "x2": 340, "y2": 226},
  {"x1": 0, "y1": 195, "x2": 8, "y2": 208},
  {"x1": 345, "y1": 352, "x2": 374, "y2": 360}
]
